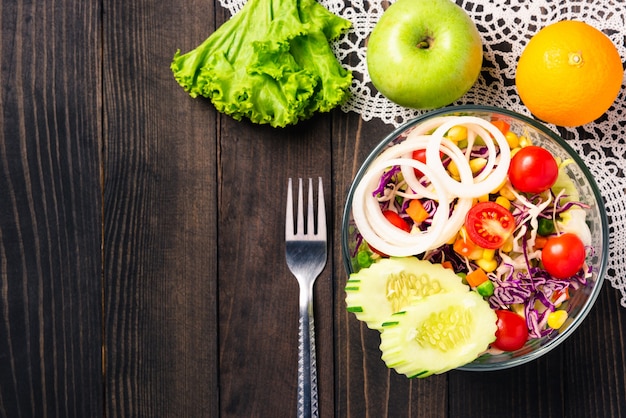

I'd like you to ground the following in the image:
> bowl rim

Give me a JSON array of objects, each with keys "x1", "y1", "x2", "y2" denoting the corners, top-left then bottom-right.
[{"x1": 341, "y1": 104, "x2": 609, "y2": 371}]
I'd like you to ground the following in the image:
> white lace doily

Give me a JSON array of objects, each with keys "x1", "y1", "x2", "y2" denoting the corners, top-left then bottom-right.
[{"x1": 217, "y1": 0, "x2": 626, "y2": 307}]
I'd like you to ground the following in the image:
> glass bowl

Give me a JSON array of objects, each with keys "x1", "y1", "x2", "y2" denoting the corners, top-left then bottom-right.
[{"x1": 341, "y1": 105, "x2": 608, "y2": 371}]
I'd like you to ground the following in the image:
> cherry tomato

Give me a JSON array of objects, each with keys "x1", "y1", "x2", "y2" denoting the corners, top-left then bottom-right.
[
  {"x1": 411, "y1": 149, "x2": 443, "y2": 178},
  {"x1": 382, "y1": 210, "x2": 410, "y2": 232},
  {"x1": 492, "y1": 310, "x2": 528, "y2": 351},
  {"x1": 508, "y1": 146, "x2": 558, "y2": 193},
  {"x1": 412, "y1": 149, "x2": 428, "y2": 177},
  {"x1": 465, "y1": 202, "x2": 515, "y2": 249},
  {"x1": 369, "y1": 211, "x2": 411, "y2": 257},
  {"x1": 541, "y1": 233, "x2": 586, "y2": 279}
]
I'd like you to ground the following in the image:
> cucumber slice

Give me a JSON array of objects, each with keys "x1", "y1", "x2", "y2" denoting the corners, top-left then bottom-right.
[
  {"x1": 379, "y1": 292, "x2": 497, "y2": 378},
  {"x1": 551, "y1": 165, "x2": 580, "y2": 203},
  {"x1": 345, "y1": 257, "x2": 469, "y2": 330}
]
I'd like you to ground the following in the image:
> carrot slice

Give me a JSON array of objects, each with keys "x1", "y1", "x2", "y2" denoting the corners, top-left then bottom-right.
[
  {"x1": 406, "y1": 200, "x2": 429, "y2": 224},
  {"x1": 466, "y1": 268, "x2": 489, "y2": 288}
]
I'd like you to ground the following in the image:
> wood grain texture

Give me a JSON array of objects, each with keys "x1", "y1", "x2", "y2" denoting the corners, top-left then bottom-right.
[
  {"x1": 0, "y1": 0, "x2": 102, "y2": 416},
  {"x1": 102, "y1": 0, "x2": 218, "y2": 416},
  {"x1": 217, "y1": 112, "x2": 334, "y2": 417},
  {"x1": 332, "y1": 113, "x2": 450, "y2": 417},
  {"x1": 3, "y1": 0, "x2": 626, "y2": 417}
]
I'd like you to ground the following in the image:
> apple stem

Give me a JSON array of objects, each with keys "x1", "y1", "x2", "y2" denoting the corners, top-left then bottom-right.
[{"x1": 416, "y1": 38, "x2": 432, "y2": 49}]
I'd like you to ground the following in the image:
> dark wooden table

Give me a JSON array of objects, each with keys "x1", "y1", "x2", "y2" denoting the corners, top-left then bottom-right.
[{"x1": 2, "y1": 0, "x2": 626, "y2": 417}]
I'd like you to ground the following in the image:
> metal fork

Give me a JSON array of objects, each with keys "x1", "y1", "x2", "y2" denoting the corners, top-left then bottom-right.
[{"x1": 285, "y1": 177, "x2": 327, "y2": 418}]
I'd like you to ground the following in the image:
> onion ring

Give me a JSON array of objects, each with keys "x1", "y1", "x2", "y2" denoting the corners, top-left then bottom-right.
[
  {"x1": 426, "y1": 116, "x2": 511, "y2": 198},
  {"x1": 352, "y1": 115, "x2": 512, "y2": 257},
  {"x1": 352, "y1": 158, "x2": 450, "y2": 257}
]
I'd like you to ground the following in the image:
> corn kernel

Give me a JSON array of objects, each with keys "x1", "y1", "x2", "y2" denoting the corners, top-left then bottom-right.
[
  {"x1": 469, "y1": 157, "x2": 488, "y2": 174},
  {"x1": 505, "y1": 131, "x2": 519, "y2": 148},
  {"x1": 478, "y1": 194, "x2": 490, "y2": 203},
  {"x1": 490, "y1": 176, "x2": 508, "y2": 195},
  {"x1": 447, "y1": 160, "x2": 460, "y2": 179},
  {"x1": 470, "y1": 249, "x2": 484, "y2": 261},
  {"x1": 519, "y1": 135, "x2": 532, "y2": 147},
  {"x1": 476, "y1": 257, "x2": 498, "y2": 272},
  {"x1": 482, "y1": 249, "x2": 496, "y2": 261},
  {"x1": 501, "y1": 236, "x2": 514, "y2": 253},
  {"x1": 499, "y1": 184, "x2": 517, "y2": 201},
  {"x1": 446, "y1": 125, "x2": 468, "y2": 143},
  {"x1": 510, "y1": 147, "x2": 521, "y2": 158},
  {"x1": 547, "y1": 310, "x2": 568, "y2": 329},
  {"x1": 495, "y1": 196, "x2": 511, "y2": 210}
]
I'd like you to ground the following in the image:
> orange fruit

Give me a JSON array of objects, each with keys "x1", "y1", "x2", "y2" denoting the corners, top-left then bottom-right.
[{"x1": 515, "y1": 20, "x2": 624, "y2": 127}]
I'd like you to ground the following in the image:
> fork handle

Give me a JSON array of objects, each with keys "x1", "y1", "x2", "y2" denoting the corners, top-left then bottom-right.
[{"x1": 297, "y1": 285, "x2": 318, "y2": 418}]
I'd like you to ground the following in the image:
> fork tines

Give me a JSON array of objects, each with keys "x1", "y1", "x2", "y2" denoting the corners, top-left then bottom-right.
[{"x1": 286, "y1": 177, "x2": 326, "y2": 240}]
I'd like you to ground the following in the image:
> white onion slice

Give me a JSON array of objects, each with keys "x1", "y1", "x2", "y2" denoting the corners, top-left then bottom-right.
[
  {"x1": 399, "y1": 133, "x2": 473, "y2": 201},
  {"x1": 351, "y1": 115, "x2": 512, "y2": 257},
  {"x1": 397, "y1": 136, "x2": 476, "y2": 248},
  {"x1": 352, "y1": 158, "x2": 450, "y2": 257},
  {"x1": 432, "y1": 196, "x2": 474, "y2": 248},
  {"x1": 368, "y1": 135, "x2": 436, "y2": 199},
  {"x1": 368, "y1": 135, "x2": 450, "y2": 200},
  {"x1": 426, "y1": 116, "x2": 511, "y2": 198},
  {"x1": 406, "y1": 138, "x2": 474, "y2": 193}
]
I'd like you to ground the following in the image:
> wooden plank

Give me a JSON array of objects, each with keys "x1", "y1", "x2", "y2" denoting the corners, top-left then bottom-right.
[
  {"x1": 448, "y1": 356, "x2": 566, "y2": 417},
  {"x1": 217, "y1": 111, "x2": 334, "y2": 416},
  {"x1": 101, "y1": 0, "x2": 218, "y2": 416},
  {"x1": 332, "y1": 113, "x2": 449, "y2": 417},
  {"x1": 0, "y1": 1, "x2": 103, "y2": 416},
  {"x1": 561, "y1": 286, "x2": 626, "y2": 418}
]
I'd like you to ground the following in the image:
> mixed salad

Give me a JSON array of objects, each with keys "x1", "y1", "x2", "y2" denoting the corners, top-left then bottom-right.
[{"x1": 345, "y1": 115, "x2": 594, "y2": 377}]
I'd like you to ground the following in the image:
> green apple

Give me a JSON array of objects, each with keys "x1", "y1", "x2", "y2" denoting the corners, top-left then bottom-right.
[{"x1": 367, "y1": 0, "x2": 483, "y2": 110}]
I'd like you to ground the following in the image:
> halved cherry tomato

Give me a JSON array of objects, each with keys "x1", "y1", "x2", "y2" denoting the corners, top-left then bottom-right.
[
  {"x1": 541, "y1": 233, "x2": 586, "y2": 279},
  {"x1": 492, "y1": 309, "x2": 528, "y2": 351},
  {"x1": 465, "y1": 202, "x2": 515, "y2": 249},
  {"x1": 508, "y1": 146, "x2": 558, "y2": 193}
]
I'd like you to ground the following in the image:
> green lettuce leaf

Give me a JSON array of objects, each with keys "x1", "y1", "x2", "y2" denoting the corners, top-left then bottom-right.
[{"x1": 171, "y1": 0, "x2": 352, "y2": 128}]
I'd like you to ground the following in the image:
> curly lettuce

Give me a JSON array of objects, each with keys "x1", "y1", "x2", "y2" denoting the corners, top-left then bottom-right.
[{"x1": 171, "y1": 0, "x2": 353, "y2": 128}]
